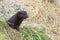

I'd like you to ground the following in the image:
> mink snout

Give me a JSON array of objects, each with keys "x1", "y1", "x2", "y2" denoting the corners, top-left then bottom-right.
[{"x1": 7, "y1": 11, "x2": 28, "y2": 31}]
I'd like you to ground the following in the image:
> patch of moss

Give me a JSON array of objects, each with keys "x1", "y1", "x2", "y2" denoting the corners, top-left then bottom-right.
[{"x1": 21, "y1": 27, "x2": 52, "y2": 40}]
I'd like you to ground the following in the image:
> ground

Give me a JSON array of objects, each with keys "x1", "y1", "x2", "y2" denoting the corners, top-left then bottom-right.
[{"x1": 0, "y1": 0, "x2": 60, "y2": 40}]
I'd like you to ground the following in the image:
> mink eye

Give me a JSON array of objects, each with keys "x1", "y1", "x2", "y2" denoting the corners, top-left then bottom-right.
[{"x1": 17, "y1": 13, "x2": 23, "y2": 18}]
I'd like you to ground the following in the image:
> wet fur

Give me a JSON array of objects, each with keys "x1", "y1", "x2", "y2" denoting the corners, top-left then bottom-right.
[{"x1": 7, "y1": 11, "x2": 28, "y2": 31}]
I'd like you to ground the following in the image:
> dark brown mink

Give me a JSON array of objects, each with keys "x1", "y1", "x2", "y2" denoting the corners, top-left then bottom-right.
[{"x1": 7, "y1": 11, "x2": 28, "y2": 31}]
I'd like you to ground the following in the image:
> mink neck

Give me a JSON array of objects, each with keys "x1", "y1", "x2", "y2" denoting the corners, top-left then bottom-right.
[{"x1": 15, "y1": 17, "x2": 24, "y2": 26}]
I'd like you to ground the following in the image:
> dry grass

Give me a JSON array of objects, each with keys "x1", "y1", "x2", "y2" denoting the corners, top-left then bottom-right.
[
  {"x1": 0, "y1": 14, "x2": 51, "y2": 40},
  {"x1": 0, "y1": 0, "x2": 60, "y2": 40}
]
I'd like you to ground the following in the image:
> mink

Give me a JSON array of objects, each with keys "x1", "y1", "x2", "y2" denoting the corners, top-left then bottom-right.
[{"x1": 7, "y1": 11, "x2": 28, "y2": 31}]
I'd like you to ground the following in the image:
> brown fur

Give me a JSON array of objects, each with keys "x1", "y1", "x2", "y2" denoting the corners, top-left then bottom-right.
[{"x1": 7, "y1": 11, "x2": 28, "y2": 31}]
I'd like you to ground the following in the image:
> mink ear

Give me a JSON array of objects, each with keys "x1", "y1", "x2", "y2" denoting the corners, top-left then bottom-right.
[
  {"x1": 16, "y1": 11, "x2": 22, "y2": 17},
  {"x1": 17, "y1": 13, "x2": 23, "y2": 18}
]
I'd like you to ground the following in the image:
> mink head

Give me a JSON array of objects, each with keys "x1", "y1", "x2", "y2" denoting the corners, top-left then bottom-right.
[{"x1": 17, "y1": 11, "x2": 28, "y2": 19}]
